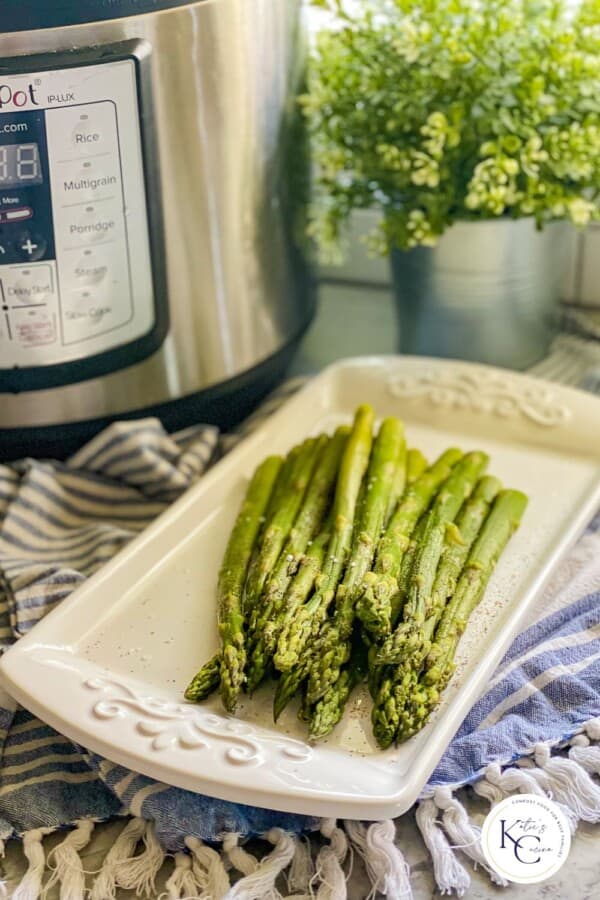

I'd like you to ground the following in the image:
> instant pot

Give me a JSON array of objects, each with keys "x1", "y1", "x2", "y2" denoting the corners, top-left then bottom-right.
[{"x1": 0, "y1": 0, "x2": 315, "y2": 459}]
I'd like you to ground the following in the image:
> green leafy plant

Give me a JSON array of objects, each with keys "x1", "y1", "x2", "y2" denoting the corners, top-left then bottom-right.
[{"x1": 305, "y1": 0, "x2": 600, "y2": 254}]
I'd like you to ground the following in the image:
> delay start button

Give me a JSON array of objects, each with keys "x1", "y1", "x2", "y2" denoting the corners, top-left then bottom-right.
[{"x1": 1, "y1": 265, "x2": 55, "y2": 305}]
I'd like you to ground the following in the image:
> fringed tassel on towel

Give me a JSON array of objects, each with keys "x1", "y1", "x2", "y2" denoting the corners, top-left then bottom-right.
[
  {"x1": 287, "y1": 836, "x2": 314, "y2": 896},
  {"x1": 433, "y1": 788, "x2": 508, "y2": 887},
  {"x1": 223, "y1": 828, "x2": 295, "y2": 900},
  {"x1": 113, "y1": 820, "x2": 165, "y2": 896},
  {"x1": 344, "y1": 820, "x2": 412, "y2": 900},
  {"x1": 475, "y1": 759, "x2": 579, "y2": 832},
  {"x1": 89, "y1": 817, "x2": 147, "y2": 900},
  {"x1": 164, "y1": 852, "x2": 201, "y2": 900},
  {"x1": 524, "y1": 742, "x2": 600, "y2": 823},
  {"x1": 415, "y1": 799, "x2": 470, "y2": 897},
  {"x1": 12, "y1": 827, "x2": 54, "y2": 900},
  {"x1": 43, "y1": 819, "x2": 94, "y2": 900},
  {"x1": 569, "y1": 733, "x2": 600, "y2": 775},
  {"x1": 186, "y1": 836, "x2": 230, "y2": 899},
  {"x1": 11, "y1": 727, "x2": 600, "y2": 900},
  {"x1": 314, "y1": 819, "x2": 347, "y2": 900}
]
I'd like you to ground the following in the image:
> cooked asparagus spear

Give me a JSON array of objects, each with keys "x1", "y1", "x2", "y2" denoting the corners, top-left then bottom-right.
[
  {"x1": 376, "y1": 475, "x2": 502, "y2": 668},
  {"x1": 374, "y1": 476, "x2": 501, "y2": 742},
  {"x1": 306, "y1": 417, "x2": 405, "y2": 702},
  {"x1": 263, "y1": 444, "x2": 302, "y2": 524},
  {"x1": 309, "y1": 639, "x2": 369, "y2": 739},
  {"x1": 391, "y1": 488, "x2": 527, "y2": 746},
  {"x1": 384, "y1": 437, "x2": 408, "y2": 525},
  {"x1": 184, "y1": 651, "x2": 221, "y2": 702},
  {"x1": 218, "y1": 455, "x2": 283, "y2": 712},
  {"x1": 244, "y1": 437, "x2": 325, "y2": 617},
  {"x1": 407, "y1": 449, "x2": 428, "y2": 484},
  {"x1": 426, "y1": 476, "x2": 503, "y2": 639},
  {"x1": 246, "y1": 515, "x2": 333, "y2": 692},
  {"x1": 274, "y1": 663, "x2": 308, "y2": 721},
  {"x1": 274, "y1": 404, "x2": 375, "y2": 672},
  {"x1": 370, "y1": 452, "x2": 489, "y2": 747},
  {"x1": 366, "y1": 513, "x2": 429, "y2": 705},
  {"x1": 245, "y1": 428, "x2": 349, "y2": 688},
  {"x1": 423, "y1": 489, "x2": 529, "y2": 691},
  {"x1": 355, "y1": 448, "x2": 463, "y2": 637},
  {"x1": 374, "y1": 453, "x2": 491, "y2": 666}
]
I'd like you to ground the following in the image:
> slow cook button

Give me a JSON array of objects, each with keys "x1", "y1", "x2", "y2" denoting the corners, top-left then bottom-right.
[{"x1": 63, "y1": 301, "x2": 122, "y2": 339}]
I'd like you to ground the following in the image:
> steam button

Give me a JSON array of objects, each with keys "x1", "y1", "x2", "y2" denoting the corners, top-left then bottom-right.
[{"x1": 74, "y1": 261, "x2": 108, "y2": 286}]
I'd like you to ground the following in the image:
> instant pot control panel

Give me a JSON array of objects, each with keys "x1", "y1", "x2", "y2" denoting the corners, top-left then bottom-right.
[{"x1": 0, "y1": 48, "x2": 165, "y2": 392}]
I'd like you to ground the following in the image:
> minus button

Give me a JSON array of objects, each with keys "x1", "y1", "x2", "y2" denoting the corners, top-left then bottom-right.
[{"x1": 4, "y1": 207, "x2": 33, "y2": 223}]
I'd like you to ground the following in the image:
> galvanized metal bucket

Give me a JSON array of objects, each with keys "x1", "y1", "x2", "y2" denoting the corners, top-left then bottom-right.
[{"x1": 390, "y1": 218, "x2": 572, "y2": 369}]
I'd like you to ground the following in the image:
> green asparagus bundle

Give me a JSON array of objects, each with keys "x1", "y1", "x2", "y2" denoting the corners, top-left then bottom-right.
[
  {"x1": 421, "y1": 489, "x2": 529, "y2": 693},
  {"x1": 261, "y1": 517, "x2": 333, "y2": 708},
  {"x1": 374, "y1": 453, "x2": 491, "y2": 667},
  {"x1": 217, "y1": 455, "x2": 283, "y2": 712},
  {"x1": 245, "y1": 428, "x2": 349, "y2": 692},
  {"x1": 274, "y1": 404, "x2": 375, "y2": 672},
  {"x1": 243, "y1": 437, "x2": 325, "y2": 619},
  {"x1": 355, "y1": 448, "x2": 463, "y2": 638},
  {"x1": 184, "y1": 403, "x2": 528, "y2": 749},
  {"x1": 371, "y1": 475, "x2": 502, "y2": 746},
  {"x1": 306, "y1": 417, "x2": 405, "y2": 703},
  {"x1": 385, "y1": 489, "x2": 527, "y2": 747},
  {"x1": 309, "y1": 637, "x2": 369, "y2": 739},
  {"x1": 365, "y1": 513, "x2": 429, "y2": 704}
]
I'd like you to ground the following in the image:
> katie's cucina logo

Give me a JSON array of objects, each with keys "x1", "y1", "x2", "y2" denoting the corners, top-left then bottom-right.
[
  {"x1": 0, "y1": 84, "x2": 39, "y2": 109},
  {"x1": 481, "y1": 794, "x2": 571, "y2": 884}
]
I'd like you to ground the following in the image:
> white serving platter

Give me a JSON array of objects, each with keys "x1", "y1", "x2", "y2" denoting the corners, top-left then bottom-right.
[{"x1": 1, "y1": 356, "x2": 599, "y2": 820}]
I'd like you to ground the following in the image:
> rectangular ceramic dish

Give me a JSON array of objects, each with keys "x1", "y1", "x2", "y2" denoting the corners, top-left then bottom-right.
[{"x1": 1, "y1": 356, "x2": 599, "y2": 819}]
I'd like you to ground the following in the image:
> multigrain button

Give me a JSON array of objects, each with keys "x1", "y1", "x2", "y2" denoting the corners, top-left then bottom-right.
[{"x1": 61, "y1": 167, "x2": 119, "y2": 202}]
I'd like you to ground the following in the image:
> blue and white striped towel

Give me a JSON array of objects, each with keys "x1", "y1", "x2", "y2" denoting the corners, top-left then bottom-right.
[{"x1": 0, "y1": 389, "x2": 599, "y2": 898}]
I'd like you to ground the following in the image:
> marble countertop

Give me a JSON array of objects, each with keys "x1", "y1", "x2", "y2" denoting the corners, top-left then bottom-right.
[{"x1": 2, "y1": 282, "x2": 599, "y2": 898}]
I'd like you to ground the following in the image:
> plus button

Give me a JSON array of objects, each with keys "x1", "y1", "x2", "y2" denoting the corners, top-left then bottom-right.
[
  {"x1": 21, "y1": 239, "x2": 38, "y2": 256},
  {"x1": 17, "y1": 233, "x2": 46, "y2": 262}
]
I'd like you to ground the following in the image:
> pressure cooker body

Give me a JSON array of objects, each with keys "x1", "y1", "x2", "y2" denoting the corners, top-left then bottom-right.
[{"x1": 0, "y1": 0, "x2": 315, "y2": 458}]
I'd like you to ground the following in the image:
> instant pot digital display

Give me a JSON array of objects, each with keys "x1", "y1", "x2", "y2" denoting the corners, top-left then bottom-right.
[
  {"x1": 0, "y1": 50, "x2": 162, "y2": 390},
  {"x1": 0, "y1": 144, "x2": 43, "y2": 187}
]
